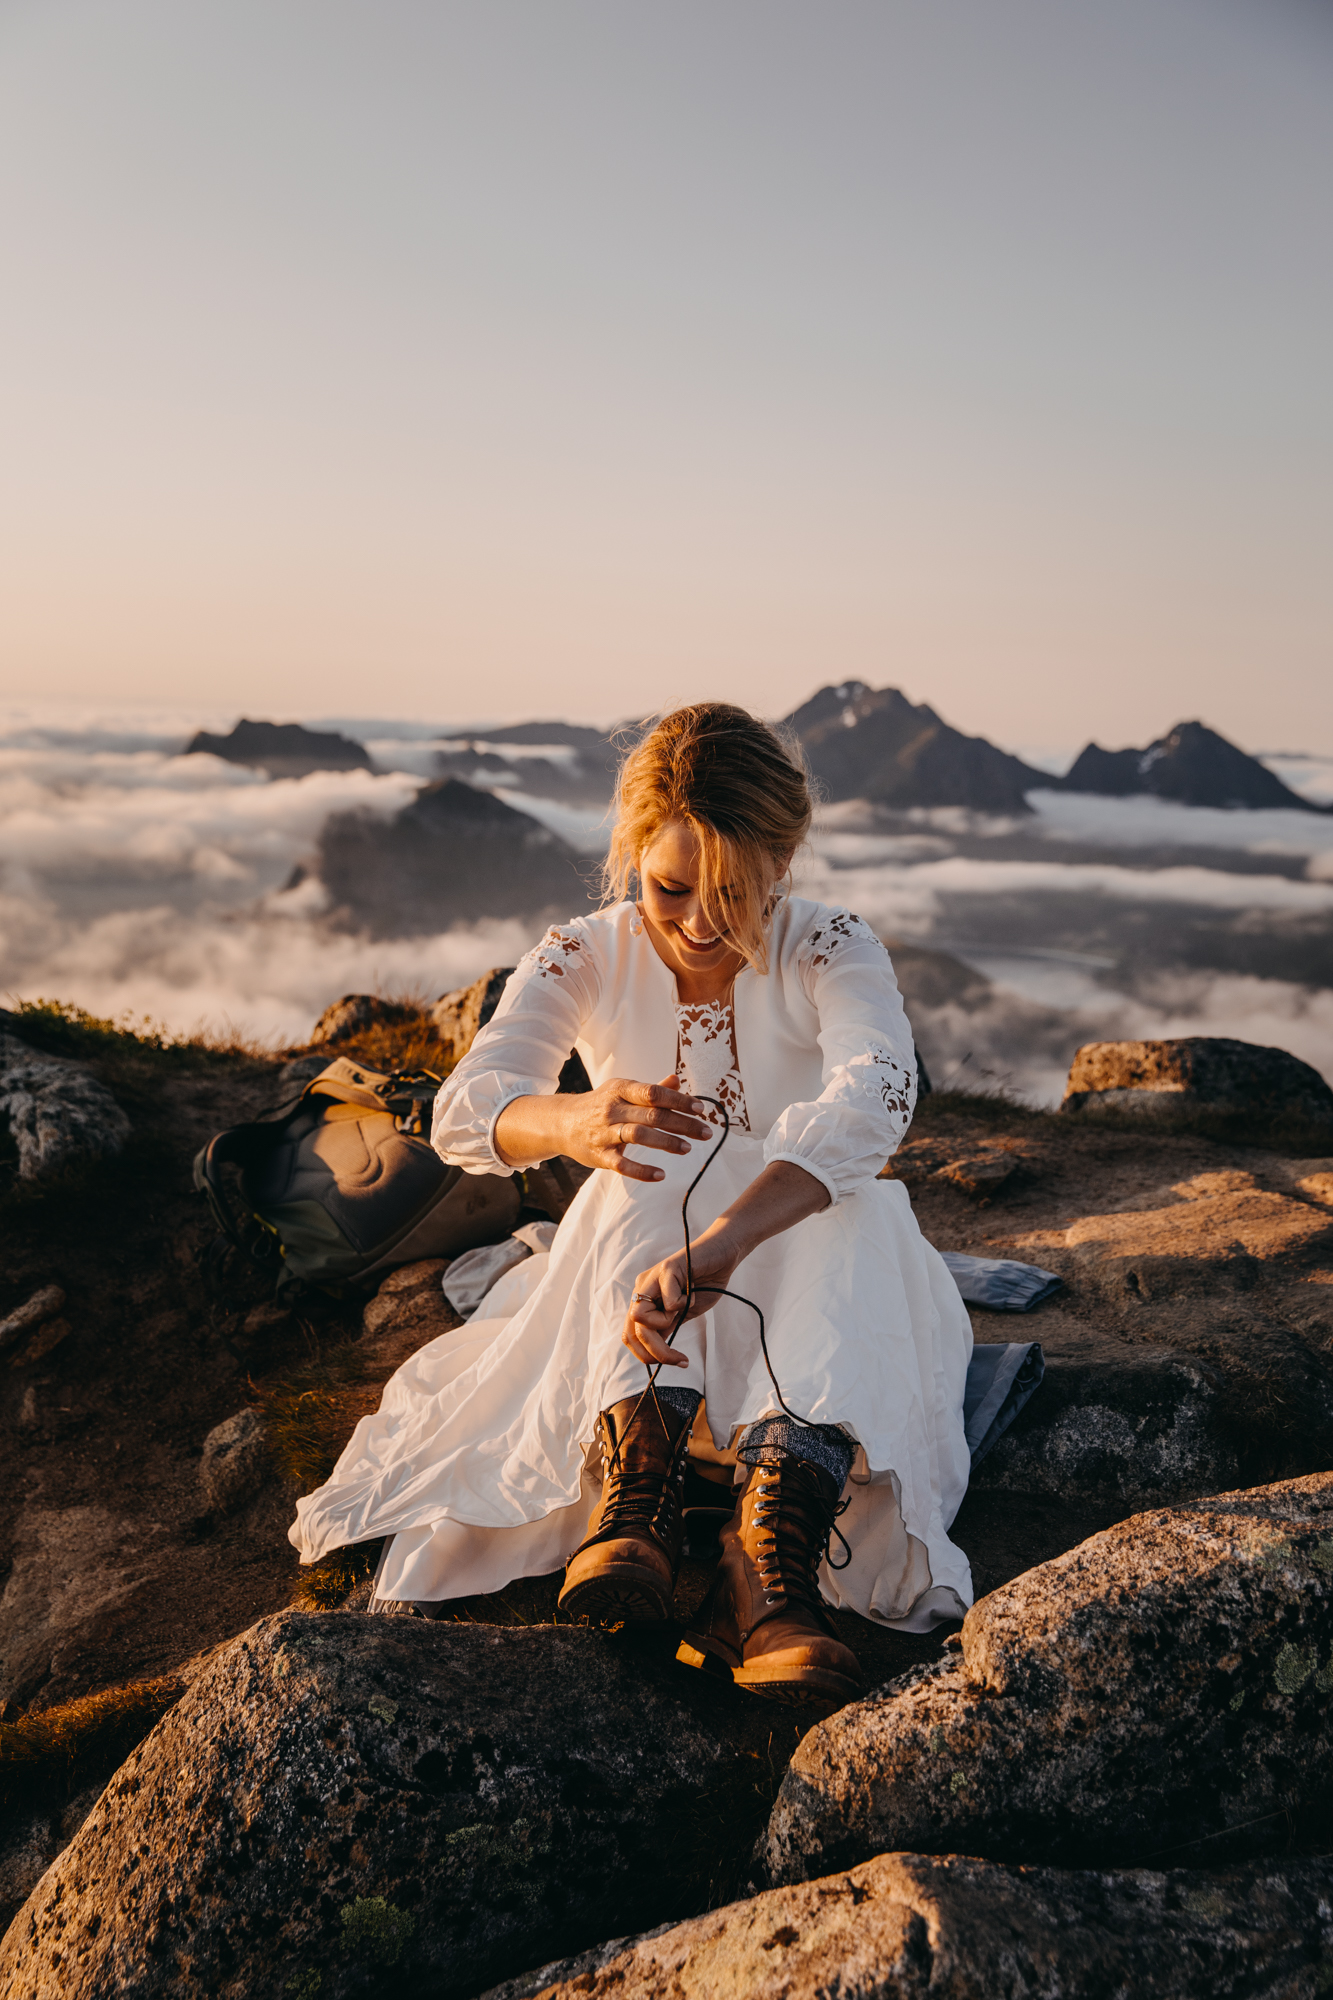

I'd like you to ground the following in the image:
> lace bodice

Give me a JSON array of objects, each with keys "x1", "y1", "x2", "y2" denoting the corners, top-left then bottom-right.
[
  {"x1": 433, "y1": 896, "x2": 919, "y2": 1205},
  {"x1": 674, "y1": 996, "x2": 750, "y2": 1133}
]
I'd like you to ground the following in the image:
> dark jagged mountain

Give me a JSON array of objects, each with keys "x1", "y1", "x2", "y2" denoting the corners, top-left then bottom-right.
[
  {"x1": 450, "y1": 721, "x2": 612, "y2": 750},
  {"x1": 185, "y1": 718, "x2": 371, "y2": 778},
  {"x1": 316, "y1": 777, "x2": 590, "y2": 936},
  {"x1": 785, "y1": 683, "x2": 1048, "y2": 816},
  {"x1": 1061, "y1": 721, "x2": 1326, "y2": 813},
  {"x1": 435, "y1": 721, "x2": 623, "y2": 807}
]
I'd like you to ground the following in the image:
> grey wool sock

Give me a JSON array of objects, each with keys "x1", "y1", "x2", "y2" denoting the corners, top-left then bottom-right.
[
  {"x1": 651, "y1": 1385, "x2": 703, "y2": 1425},
  {"x1": 737, "y1": 1415, "x2": 855, "y2": 1490}
]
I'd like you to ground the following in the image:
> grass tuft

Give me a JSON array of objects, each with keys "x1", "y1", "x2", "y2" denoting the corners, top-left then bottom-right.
[
  {"x1": 257, "y1": 1342, "x2": 386, "y2": 1492},
  {"x1": 294, "y1": 1541, "x2": 385, "y2": 1612},
  {"x1": 7, "y1": 996, "x2": 268, "y2": 1064},
  {"x1": 1, "y1": 1677, "x2": 183, "y2": 1821},
  {"x1": 915, "y1": 1085, "x2": 1053, "y2": 1129}
]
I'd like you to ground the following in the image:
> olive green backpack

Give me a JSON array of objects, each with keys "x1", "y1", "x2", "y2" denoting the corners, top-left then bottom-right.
[{"x1": 193, "y1": 1057, "x2": 519, "y2": 1296}]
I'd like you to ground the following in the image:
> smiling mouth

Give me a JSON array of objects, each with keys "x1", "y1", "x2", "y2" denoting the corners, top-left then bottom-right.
[{"x1": 676, "y1": 924, "x2": 724, "y2": 948}]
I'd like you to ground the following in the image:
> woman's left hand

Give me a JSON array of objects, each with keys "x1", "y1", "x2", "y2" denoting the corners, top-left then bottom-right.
[{"x1": 623, "y1": 1223, "x2": 746, "y2": 1369}]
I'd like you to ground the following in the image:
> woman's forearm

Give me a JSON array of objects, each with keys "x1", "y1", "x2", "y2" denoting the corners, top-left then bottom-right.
[
  {"x1": 493, "y1": 1094, "x2": 570, "y2": 1170},
  {"x1": 709, "y1": 1160, "x2": 830, "y2": 1261}
]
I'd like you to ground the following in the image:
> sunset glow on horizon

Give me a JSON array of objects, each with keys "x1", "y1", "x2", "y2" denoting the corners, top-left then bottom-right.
[{"x1": 1, "y1": 0, "x2": 1329, "y2": 755}]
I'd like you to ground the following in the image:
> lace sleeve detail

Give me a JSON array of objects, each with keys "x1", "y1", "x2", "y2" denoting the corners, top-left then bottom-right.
[
  {"x1": 864, "y1": 1042, "x2": 914, "y2": 1124},
  {"x1": 763, "y1": 914, "x2": 917, "y2": 1201},
  {"x1": 803, "y1": 910, "x2": 887, "y2": 973},
  {"x1": 524, "y1": 926, "x2": 587, "y2": 980}
]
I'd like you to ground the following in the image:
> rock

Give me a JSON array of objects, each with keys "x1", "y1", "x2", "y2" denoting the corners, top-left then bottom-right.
[
  {"x1": 198, "y1": 1409, "x2": 269, "y2": 1514},
  {"x1": 361, "y1": 1260, "x2": 457, "y2": 1357},
  {"x1": 0, "y1": 1284, "x2": 66, "y2": 1353},
  {"x1": 431, "y1": 965, "x2": 516, "y2": 1060},
  {"x1": 0, "y1": 1613, "x2": 751, "y2": 1999},
  {"x1": 0, "y1": 1507, "x2": 166, "y2": 1710},
  {"x1": 240, "y1": 1300, "x2": 292, "y2": 1340},
  {"x1": 969, "y1": 1350, "x2": 1237, "y2": 1506},
  {"x1": 0, "y1": 1785, "x2": 102, "y2": 1940},
  {"x1": 1021, "y1": 1166, "x2": 1333, "y2": 1304},
  {"x1": 763, "y1": 1472, "x2": 1333, "y2": 1883},
  {"x1": 0, "y1": 1034, "x2": 131, "y2": 1181},
  {"x1": 183, "y1": 718, "x2": 371, "y2": 777},
  {"x1": 276, "y1": 1052, "x2": 332, "y2": 1089},
  {"x1": 1059, "y1": 719, "x2": 1324, "y2": 812},
  {"x1": 309, "y1": 993, "x2": 423, "y2": 1047},
  {"x1": 482, "y1": 1849, "x2": 1333, "y2": 2000},
  {"x1": 372, "y1": 1256, "x2": 450, "y2": 1299},
  {"x1": 11, "y1": 1317, "x2": 72, "y2": 1368},
  {"x1": 931, "y1": 1152, "x2": 1019, "y2": 1198},
  {"x1": 785, "y1": 682, "x2": 1047, "y2": 815},
  {"x1": 1061, "y1": 1036, "x2": 1333, "y2": 1129},
  {"x1": 315, "y1": 778, "x2": 588, "y2": 937}
]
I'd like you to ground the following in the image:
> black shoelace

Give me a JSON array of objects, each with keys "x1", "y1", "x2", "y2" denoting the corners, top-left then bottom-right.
[{"x1": 750, "y1": 1459, "x2": 852, "y2": 1608}]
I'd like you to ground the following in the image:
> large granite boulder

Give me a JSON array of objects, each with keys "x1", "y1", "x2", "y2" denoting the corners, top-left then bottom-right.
[
  {"x1": 482, "y1": 1849, "x2": 1333, "y2": 2000},
  {"x1": 430, "y1": 965, "x2": 516, "y2": 1062},
  {"x1": 0, "y1": 1033, "x2": 130, "y2": 1181},
  {"x1": 764, "y1": 1472, "x2": 1333, "y2": 1883},
  {"x1": 1014, "y1": 1164, "x2": 1333, "y2": 1310},
  {"x1": 1061, "y1": 1036, "x2": 1333, "y2": 1129},
  {"x1": 0, "y1": 1613, "x2": 752, "y2": 1999},
  {"x1": 309, "y1": 994, "x2": 424, "y2": 1047},
  {"x1": 968, "y1": 1349, "x2": 1237, "y2": 1507}
]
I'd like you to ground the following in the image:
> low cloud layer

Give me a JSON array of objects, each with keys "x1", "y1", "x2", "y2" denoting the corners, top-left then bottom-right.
[{"x1": 2, "y1": 711, "x2": 1331, "y2": 1098}]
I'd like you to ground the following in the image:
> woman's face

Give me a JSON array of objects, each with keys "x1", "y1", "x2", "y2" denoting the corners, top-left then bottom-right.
[{"x1": 637, "y1": 818, "x2": 746, "y2": 978}]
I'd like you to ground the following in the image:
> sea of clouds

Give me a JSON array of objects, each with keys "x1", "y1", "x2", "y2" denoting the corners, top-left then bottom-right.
[{"x1": 2, "y1": 706, "x2": 1331, "y2": 1103}]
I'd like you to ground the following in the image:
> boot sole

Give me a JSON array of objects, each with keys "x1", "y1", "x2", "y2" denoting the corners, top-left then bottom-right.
[
  {"x1": 732, "y1": 1663, "x2": 863, "y2": 1706},
  {"x1": 559, "y1": 1569, "x2": 673, "y2": 1626},
  {"x1": 677, "y1": 1635, "x2": 861, "y2": 1706}
]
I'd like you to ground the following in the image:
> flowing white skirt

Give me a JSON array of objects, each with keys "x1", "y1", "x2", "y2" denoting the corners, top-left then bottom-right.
[{"x1": 290, "y1": 1135, "x2": 975, "y2": 1631}]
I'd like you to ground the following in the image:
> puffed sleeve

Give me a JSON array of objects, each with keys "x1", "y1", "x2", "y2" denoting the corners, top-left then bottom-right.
[
  {"x1": 762, "y1": 910, "x2": 917, "y2": 1205},
  {"x1": 431, "y1": 923, "x2": 601, "y2": 1175}
]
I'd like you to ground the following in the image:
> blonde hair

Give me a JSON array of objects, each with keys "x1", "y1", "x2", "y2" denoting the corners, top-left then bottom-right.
[{"x1": 603, "y1": 703, "x2": 813, "y2": 972}]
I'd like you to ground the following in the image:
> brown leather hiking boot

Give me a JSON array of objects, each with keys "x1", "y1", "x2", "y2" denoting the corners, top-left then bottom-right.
[
  {"x1": 557, "y1": 1392, "x2": 692, "y2": 1625},
  {"x1": 676, "y1": 1455, "x2": 863, "y2": 1704}
]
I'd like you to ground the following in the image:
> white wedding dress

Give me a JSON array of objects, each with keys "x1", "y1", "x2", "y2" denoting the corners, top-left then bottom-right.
[{"x1": 290, "y1": 898, "x2": 975, "y2": 1631}]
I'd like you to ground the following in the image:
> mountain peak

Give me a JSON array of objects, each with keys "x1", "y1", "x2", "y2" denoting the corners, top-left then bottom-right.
[
  {"x1": 1061, "y1": 721, "x2": 1324, "y2": 812},
  {"x1": 785, "y1": 684, "x2": 1045, "y2": 815}
]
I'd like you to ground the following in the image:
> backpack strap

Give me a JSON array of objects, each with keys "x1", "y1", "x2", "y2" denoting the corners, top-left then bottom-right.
[{"x1": 193, "y1": 1120, "x2": 289, "y2": 1247}]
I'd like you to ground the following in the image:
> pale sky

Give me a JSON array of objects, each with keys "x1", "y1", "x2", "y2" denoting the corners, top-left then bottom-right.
[{"x1": 1, "y1": 0, "x2": 1329, "y2": 753}]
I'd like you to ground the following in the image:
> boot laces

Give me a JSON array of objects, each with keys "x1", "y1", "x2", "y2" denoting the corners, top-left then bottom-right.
[
  {"x1": 595, "y1": 1408, "x2": 688, "y2": 1542},
  {"x1": 751, "y1": 1460, "x2": 851, "y2": 1609}
]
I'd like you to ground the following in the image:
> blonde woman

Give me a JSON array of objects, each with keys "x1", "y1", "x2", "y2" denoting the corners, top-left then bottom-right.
[{"x1": 291, "y1": 704, "x2": 973, "y2": 1702}]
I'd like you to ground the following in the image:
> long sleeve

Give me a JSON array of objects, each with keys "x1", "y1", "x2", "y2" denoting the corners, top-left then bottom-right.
[
  {"x1": 431, "y1": 924, "x2": 602, "y2": 1175},
  {"x1": 762, "y1": 911, "x2": 917, "y2": 1205}
]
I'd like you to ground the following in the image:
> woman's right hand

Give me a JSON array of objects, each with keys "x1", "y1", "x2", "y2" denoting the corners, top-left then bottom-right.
[
  {"x1": 494, "y1": 1072, "x2": 713, "y2": 1181},
  {"x1": 559, "y1": 1072, "x2": 714, "y2": 1181}
]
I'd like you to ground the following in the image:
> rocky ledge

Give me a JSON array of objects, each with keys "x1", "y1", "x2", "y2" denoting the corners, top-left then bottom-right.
[{"x1": 3, "y1": 1002, "x2": 1333, "y2": 1995}]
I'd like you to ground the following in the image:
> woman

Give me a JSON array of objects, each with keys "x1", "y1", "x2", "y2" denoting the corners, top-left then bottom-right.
[{"x1": 291, "y1": 704, "x2": 973, "y2": 1703}]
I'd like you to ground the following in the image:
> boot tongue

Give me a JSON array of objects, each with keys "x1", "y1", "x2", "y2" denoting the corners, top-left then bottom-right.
[{"x1": 603, "y1": 1391, "x2": 691, "y2": 1464}]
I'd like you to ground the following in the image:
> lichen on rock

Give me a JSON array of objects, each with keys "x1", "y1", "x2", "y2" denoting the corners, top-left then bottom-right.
[{"x1": 764, "y1": 1470, "x2": 1333, "y2": 1884}]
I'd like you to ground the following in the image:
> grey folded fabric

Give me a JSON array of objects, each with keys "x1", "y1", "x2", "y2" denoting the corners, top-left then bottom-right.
[
  {"x1": 442, "y1": 1221, "x2": 558, "y2": 1319},
  {"x1": 964, "y1": 1340, "x2": 1046, "y2": 1467},
  {"x1": 941, "y1": 1249, "x2": 1063, "y2": 1312}
]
